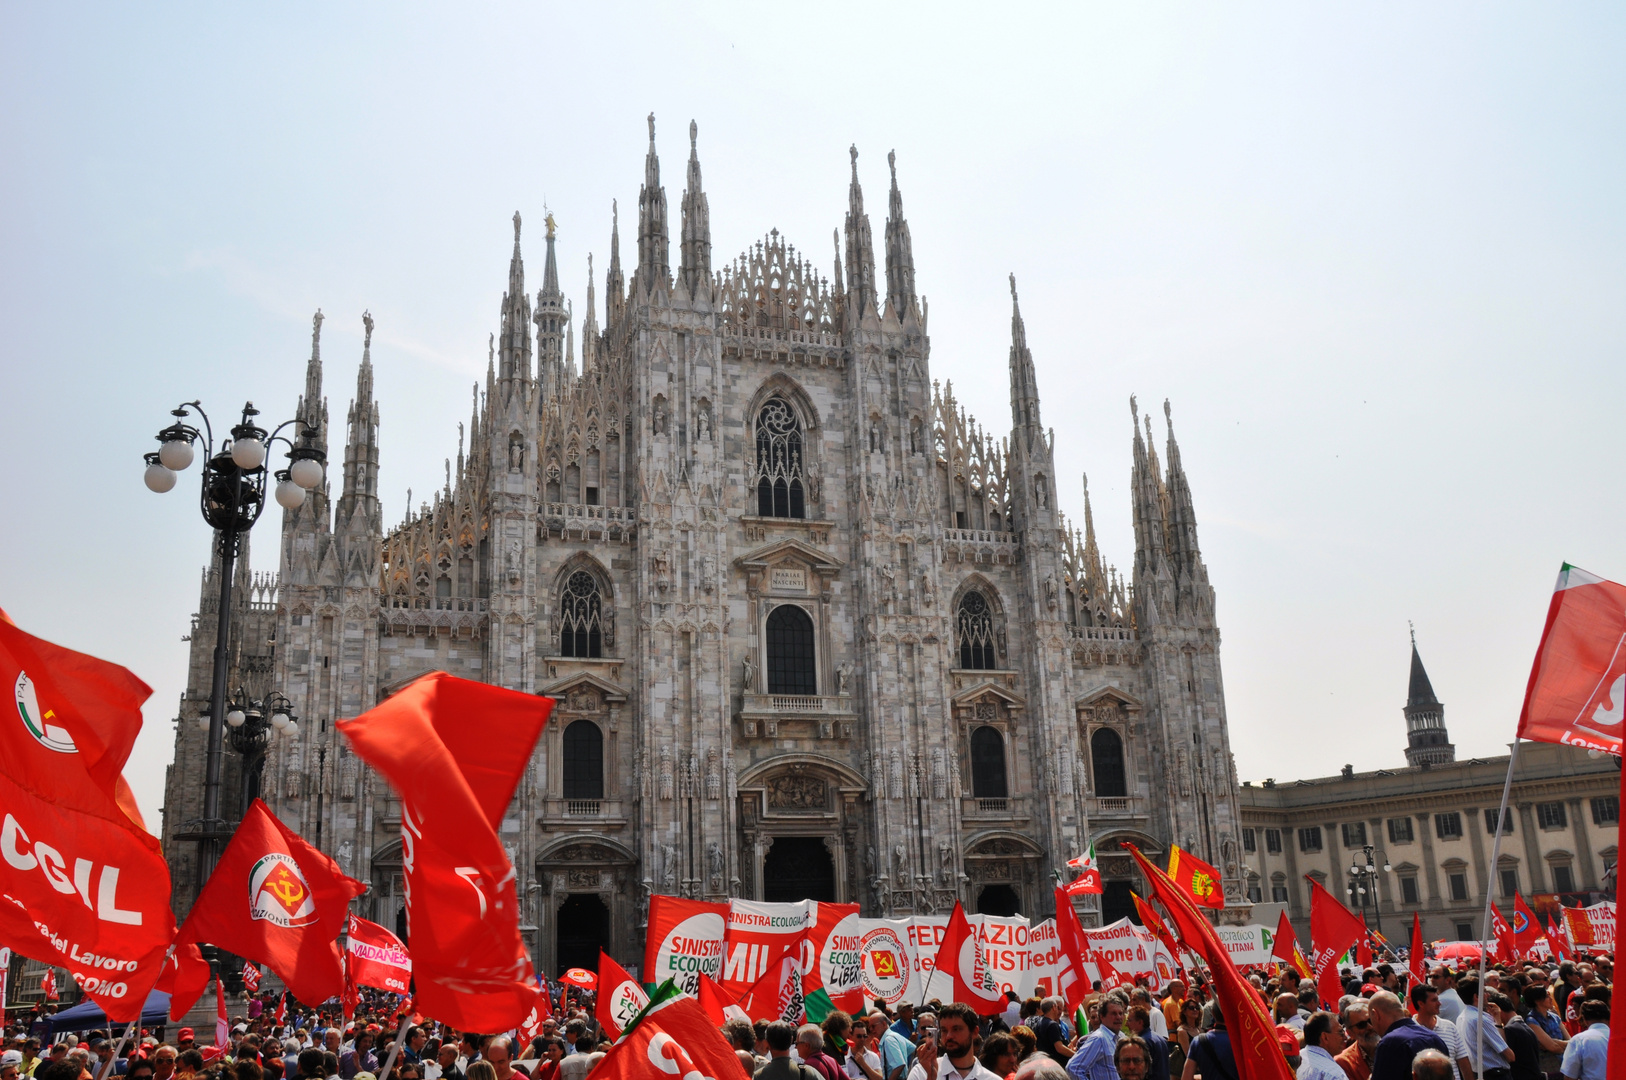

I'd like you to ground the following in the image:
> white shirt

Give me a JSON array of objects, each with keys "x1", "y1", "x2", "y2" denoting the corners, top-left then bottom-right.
[
  {"x1": 1436, "y1": 988, "x2": 1466, "y2": 1025},
  {"x1": 906, "y1": 1057, "x2": 1000, "y2": 1080},
  {"x1": 846, "y1": 1045, "x2": 882, "y2": 1079},
  {"x1": 1144, "y1": 1008, "x2": 1168, "y2": 1039},
  {"x1": 1296, "y1": 1045, "x2": 1346, "y2": 1080}
]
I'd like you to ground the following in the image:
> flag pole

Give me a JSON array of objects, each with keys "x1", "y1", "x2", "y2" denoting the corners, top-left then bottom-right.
[
  {"x1": 1472, "y1": 737, "x2": 1520, "y2": 1078},
  {"x1": 98, "y1": 1023, "x2": 134, "y2": 1080},
  {"x1": 375, "y1": 1011, "x2": 413, "y2": 1080}
]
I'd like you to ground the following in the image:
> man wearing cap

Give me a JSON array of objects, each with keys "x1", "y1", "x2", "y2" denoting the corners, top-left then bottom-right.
[
  {"x1": 3, "y1": 1049, "x2": 25, "y2": 1080},
  {"x1": 173, "y1": 1033, "x2": 194, "y2": 1058}
]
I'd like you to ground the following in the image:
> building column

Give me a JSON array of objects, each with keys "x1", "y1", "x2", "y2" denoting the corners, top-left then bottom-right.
[
  {"x1": 1283, "y1": 822, "x2": 1304, "y2": 921},
  {"x1": 1416, "y1": 813, "x2": 1442, "y2": 903},
  {"x1": 1568, "y1": 797, "x2": 1598, "y2": 888},
  {"x1": 1517, "y1": 802, "x2": 1548, "y2": 893},
  {"x1": 1464, "y1": 805, "x2": 1488, "y2": 902},
  {"x1": 1324, "y1": 821, "x2": 1344, "y2": 905}
]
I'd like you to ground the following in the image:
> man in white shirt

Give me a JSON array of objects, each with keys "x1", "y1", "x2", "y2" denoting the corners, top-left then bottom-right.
[
  {"x1": 846, "y1": 1013, "x2": 887, "y2": 1080},
  {"x1": 1455, "y1": 977, "x2": 1514, "y2": 1079},
  {"x1": 1409, "y1": 984, "x2": 1471, "y2": 1080},
  {"x1": 1297, "y1": 1012, "x2": 1347, "y2": 1080},
  {"x1": 907, "y1": 1003, "x2": 997, "y2": 1080}
]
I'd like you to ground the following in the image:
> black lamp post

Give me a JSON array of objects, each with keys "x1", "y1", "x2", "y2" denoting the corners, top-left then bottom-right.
[
  {"x1": 143, "y1": 400, "x2": 323, "y2": 879},
  {"x1": 1347, "y1": 842, "x2": 1392, "y2": 937},
  {"x1": 217, "y1": 687, "x2": 300, "y2": 816}
]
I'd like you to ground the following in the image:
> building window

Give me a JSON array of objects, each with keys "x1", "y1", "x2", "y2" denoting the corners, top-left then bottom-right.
[
  {"x1": 1435, "y1": 813, "x2": 1463, "y2": 840},
  {"x1": 1553, "y1": 864, "x2": 1576, "y2": 893},
  {"x1": 765, "y1": 605, "x2": 817, "y2": 695},
  {"x1": 1243, "y1": 828, "x2": 1256, "y2": 854},
  {"x1": 754, "y1": 397, "x2": 806, "y2": 518},
  {"x1": 1499, "y1": 867, "x2": 1519, "y2": 898},
  {"x1": 1537, "y1": 802, "x2": 1568, "y2": 830},
  {"x1": 970, "y1": 726, "x2": 1008, "y2": 799},
  {"x1": 1455, "y1": 922, "x2": 1474, "y2": 941},
  {"x1": 1298, "y1": 827, "x2": 1323, "y2": 853},
  {"x1": 1342, "y1": 822, "x2": 1367, "y2": 848},
  {"x1": 1388, "y1": 818, "x2": 1414, "y2": 844},
  {"x1": 561, "y1": 720, "x2": 603, "y2": 800},
  {"x1": 956, "y1": 591, "x2": 998, "y2": 670},
  {"x1": 1272, "y1": 884, "x2": 1289, "y2": 904},
  {"x1": 1448, "y1": 873, "x2": 1469, "y2": 901},
  {"x1": 1484, "y1": 808, "x2": 1514, "y2": 835},
  {"x1": 1400, "y1": 876, "x2": 1420, "y2": 905},
  {"x1": 1266, "y1": 829, "x2": 1283, "y2": 854},
  {"x1": 1593, "y1": 797, "x2": 1619, "y2": 826},
  {"x1": 559, "y1": 571, "x2": 604, "y2": 658},
  {"x1": 1091, "y1": 728, "x2": 1128, "y2": 798},
  {"x1": 1247, "y1": 882, "x2": 1263, "y2": 903}
]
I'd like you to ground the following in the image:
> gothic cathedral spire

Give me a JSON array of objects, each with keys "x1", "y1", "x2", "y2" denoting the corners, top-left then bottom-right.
[
  {"x1": 637, "y1": 113, "x2": 670, "y2": 297},
  {"x1": 534, "y1": 210, "x2": 566, "y2": 399},
  {"x1": 340, "y1": 311, "x2": 381, "y2": 508},
  {"x1": 883, "y1": 150, "x2": 918, "y2": 329},
  {"x1": 499, "y1": 211, "x2": 533, "y2": 389},
  {"x1": 1007, "y1": 274, "x2": 1043, "y2": 451},
  {"x1": 606, "y1": 200, "x2": 626, "y2": 328},
  {"x1": 844, "y1": 145, "x2": 878, "y2": 324},
  {"x1": 679, "y1": 119, "x2": 711, "y2": 302}
]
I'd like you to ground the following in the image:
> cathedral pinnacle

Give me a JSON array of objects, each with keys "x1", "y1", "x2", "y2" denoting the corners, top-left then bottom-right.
[
  {"x1": 1007, "y1": 273, "x2": 1041, "y2": 448},
  {"x1": 679, "y1": 118, "x2": 711, "y2": 301},
  {"x1": 883, "y1": 149, "x2": 918, "y2": 325},
  {"x1": 637, "y1": 113, "x2": 670, "y2": 295},
  {"x1": 843, "y1": 145, "x2": 877, "y2": 322}
]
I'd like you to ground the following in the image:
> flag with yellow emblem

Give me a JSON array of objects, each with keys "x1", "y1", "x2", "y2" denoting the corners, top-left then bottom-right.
[{"x1": 1166, "y1": 843, "x2": 1226, "y2": 910}]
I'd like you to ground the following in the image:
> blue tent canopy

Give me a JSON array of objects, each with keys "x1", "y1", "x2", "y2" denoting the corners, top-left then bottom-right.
[{"x1": 48, "y1": 991, "x2": 172, "y2": 1034}]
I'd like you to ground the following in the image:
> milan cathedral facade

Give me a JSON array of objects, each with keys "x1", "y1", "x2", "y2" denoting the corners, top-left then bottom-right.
[{"x1": 161, "y1": 117, "x2": 1246, "y2": 974}]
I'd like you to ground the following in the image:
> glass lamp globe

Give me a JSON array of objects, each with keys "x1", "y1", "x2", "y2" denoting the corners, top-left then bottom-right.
[
  {"x1": 289, "y1": 457, "x2": 324, "y2": 489},
  {"x1": 144, "y1": 463, "x2": 177, "y2": 493},
  {"x1": 197, "y1": 714, "x2": 211, "y2": 732},
  {"x1": 226, "y1": 708, "x2": 246, "y2": 728},
  {"x1": 284, "y1": 719, "x2": 298, "y2": 738},
  {"x1": 231, "y1": 437, "x2": 267, "y2": 470},
  {"x1": 271, "y1": 712, "x2": 290, "y2": 731},
  {"x1": 275, "y1": 479, "x2": 306, "y2": 509},
  {"x1": 158, "y1": 439, "x2": 195, "y2": 471}
]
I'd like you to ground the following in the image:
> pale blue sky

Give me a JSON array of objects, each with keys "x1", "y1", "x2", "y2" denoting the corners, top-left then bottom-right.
[{"x1": 3, "y1": 4, "x2": 1623, "y2": 829}]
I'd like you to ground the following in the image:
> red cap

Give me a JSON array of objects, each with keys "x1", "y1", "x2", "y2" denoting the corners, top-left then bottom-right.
[
  {"x1": 177, "y1": 1029, "x2": 194, "y2": 1041},
  {"x1": 1275, "y1": 1025, "x2": 1299, "y2": 1055},
  {"x1": 1361, "y1": 983, "x2": 1381, "y2": 995},
  {"x1": 365, "y1": 1025, "x2": 382, "y2": 1034}
]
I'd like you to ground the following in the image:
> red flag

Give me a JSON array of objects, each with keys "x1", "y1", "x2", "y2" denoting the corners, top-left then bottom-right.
[
  {"x1": 275, "y1": 992, "x2": 286, "y2": 1027},
  {"x1": 644, "y1": 896, "x2": 728, "y2": 996},
  {"x1": 589, "y1": 990, "x2": 747, "y2": 1080},
  {"x1": 1408, "y1": 913, "x2": 1425, "y2": 985},
  {"x1": 1517, "y1": 564, "x2": 1626, "y2": 754},
  {"x1": 1270, "y1": 910, "x2": 1311, "y2": 980},
  {"x1": 1126, "y1": 844, "x2": 1294, "y2": 1080},
  {"x1": 696, "y1": 973, "x2": 748, "y2": 1027},
  {"x1": 0, "y1": 615, "x2": 176, "y2": 1019},
  {"x1": 1064, "y1": 844, "x2": 1103, "y2": 895},
  {"x1": 1167, "y1": 844, "x2": 1226, "y2": 910},
  {"x1": 242, "y1": 961, "x2": 261, "y2": 993},
  {"x1": 337, "y1": 672, "x2": 552, "y2": 1032},
  {"x1": 177, "y1": 799, "x2": 361, "y2": 1006},
  {"x1": 1307, "y1": 876, "x2": 1367, "y2": 1007},
  {"x1": 595, "y1": 951, "x2": 650, "y2": 1039},
  {"x1": 209, "y1": 976, "x2": 228, "y2": 1060},
  {"x1": 1489, "y1": 905, "x2": 1517, "y2": 965},
  {"x1": 1512, "y1": 895, "x2": 1545, "y2": 958},
  {"x1": 1547, "y1": 915, "x2": 1573, "y2": 962},
  {"x1": 736, "y1": 952, "x2": 804, "y2": 1023},
  {"x1": 154, "y1": 943, "x2": 211, "y2": 1020},
  {"x1": 1052, "y1": 889, "x2": 1091, "y2": 1014},
  {"x1": 927, "y1": 901, "x2": 1003, "y2": 1014},
  {"x1": 345, "y1": 914, "x2": 412, "y2": 995},
  {"x1": 41, "y1": 968, "x2": 57, "y2": 1001},
  {"x1": 1356, "y1": 934, "x2": 1373, "y2": 969},
  {"x1": 518, "y1": 985, "x2": 552, "y2": 1046}
]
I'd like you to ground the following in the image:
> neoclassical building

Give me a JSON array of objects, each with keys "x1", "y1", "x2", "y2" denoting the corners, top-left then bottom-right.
[{"x1": 160, "y1": 117, "x2": 1246, "y2": 975}]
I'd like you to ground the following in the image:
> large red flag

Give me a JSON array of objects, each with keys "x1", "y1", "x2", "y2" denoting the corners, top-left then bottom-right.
[
  {"x1": 1517, "y1": 564, "x2": 1626, "y2": 754},
  {"x1": 337, "y1": 672, "x2": 553, "y2": 1032},
  {"x1": 177, "y1": 799, "x2": 362, "y2": 1007},
  {"x1": 1126, "y1": 844, "x2": 1294, "y2": 1080},
  {"x1": 1306, "y1": 876, "x2": 1367, "y2": 1008},
  {"x1": 595, "y1": 951, "x2": 650, "y2": 1038},
  {"x1": 346, "y1": 914, "x2": 411, "y2": 995},
  {"x1": 926, "y1": 901, "x2": 1004, "y2": 1014},
  {"x1": 1546, "y1": 915, "x2": 1573, "y2": 963},
  {"x1": 1052, "y1": 889, "x2": 1091, "y2": 1014},
  {"x1": 181, "y1": 796, "x2": 365, "y2": 1008},
  {"x1": 1167, "y1": 844, "x2": 1226, "y2": 910},
  {"x1": 1488, "y1": 905, "x2": 1517, "y2": 965},
  {"x1": 1270, "y1": 909, "x2": 1311, "y2": 979},
  {"x1": 591, "y1": 990, "x2": 747, "y2": 1080},
  {"x1": 0, "y1": 615, "x2": 176, "y2": 1020},
  {"x1": 1408, "y1": 913, "x2": 1425, "y2": 985},
  {"x1": 736, "y1": 951, "x2": 804, "y2": 1023},
  {"x1": 1512, "y1": 895, "x2": 1545, "y2": 959}
]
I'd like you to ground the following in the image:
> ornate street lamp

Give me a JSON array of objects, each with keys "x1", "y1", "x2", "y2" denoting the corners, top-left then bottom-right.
[
  {"x1": 212, "y1": 687, "x2": 300, "y2": 815},
  {"x1": 144, "y1": 400, "x2": 323, "y2": 876},
  {"x1": 1346, "y1": 842, "x2": 1392, "y2": 937}
]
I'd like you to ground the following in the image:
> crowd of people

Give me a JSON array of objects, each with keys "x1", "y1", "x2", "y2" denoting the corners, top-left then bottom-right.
[{"x1": 2, "y1": 954, "x2": 1611, "y2": 1080}]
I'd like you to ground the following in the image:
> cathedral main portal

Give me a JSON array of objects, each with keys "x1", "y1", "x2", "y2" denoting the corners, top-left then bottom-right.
[{"x1": 762, "y1": 837, "x2": 836, "y2": 902}]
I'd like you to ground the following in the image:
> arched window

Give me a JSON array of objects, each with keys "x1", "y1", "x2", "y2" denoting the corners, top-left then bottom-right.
[
  {"x1": 970, "y1": 726, "x2": 1008, "y2": 799},
  {"x1": 1091, "y1": 727, "x2": 1127, "y2": 798},
  {"x1": 559, "y1": 571, "x2": 603, "y2": 658},
  {"x1": 561, "y1": 720, "x2": 603, "y2": 800},
  {"x1": 755, "y1": 398, "x2": 806, "y2": 518},
  {"x1": 765, "y1": 605, "x2": 817, "y2": 695},
  {"x1": 956, "y1": 591, "x2": 997, "y2": 670}
]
